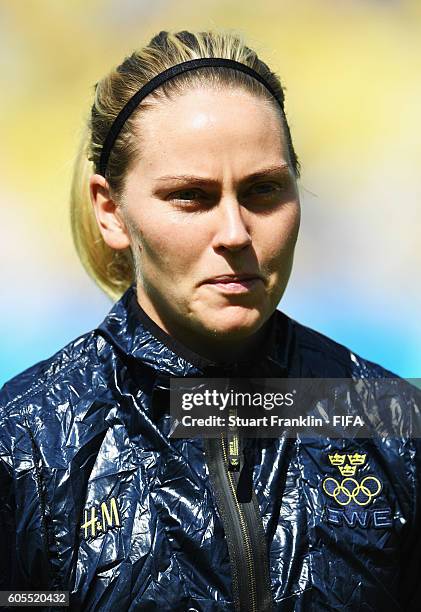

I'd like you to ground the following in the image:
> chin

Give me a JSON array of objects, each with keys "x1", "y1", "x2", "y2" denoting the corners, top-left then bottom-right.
[{"x1": 202, "y1": 305, "x2": 265, "y2": 339}]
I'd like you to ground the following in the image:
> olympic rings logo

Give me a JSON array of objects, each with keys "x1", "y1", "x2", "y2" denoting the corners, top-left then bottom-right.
[{"x1": 322, "y1": 476, "x2": 382, "y2": 506}]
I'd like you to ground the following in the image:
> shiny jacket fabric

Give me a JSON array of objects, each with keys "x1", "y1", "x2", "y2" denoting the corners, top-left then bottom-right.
[{"x1": 1, "y1": 285, "x2": 420, "y2": 611}]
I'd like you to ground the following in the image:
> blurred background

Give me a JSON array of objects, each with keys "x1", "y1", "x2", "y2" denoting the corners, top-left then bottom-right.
[{"x1": 1, "y1": 0, "x2": 420, "y2": 386}]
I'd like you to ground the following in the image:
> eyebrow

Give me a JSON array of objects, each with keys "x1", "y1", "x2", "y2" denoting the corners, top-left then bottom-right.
[{"x1": 154, "y1": 163, "x2": 291, "y2": 186}]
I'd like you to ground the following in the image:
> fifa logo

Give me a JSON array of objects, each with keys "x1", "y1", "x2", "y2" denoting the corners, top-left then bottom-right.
[
  {"x1": 81, "y1": 496, "x2": 121, "y2": 539},
  {"x1": 322, "y1": 452, "x2": 382, "y2": 507}
]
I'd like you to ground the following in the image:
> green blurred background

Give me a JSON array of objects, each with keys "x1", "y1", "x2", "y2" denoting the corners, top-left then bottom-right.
[{"x1": 1, "y1": 0, "x2": 420, "y2": 384}]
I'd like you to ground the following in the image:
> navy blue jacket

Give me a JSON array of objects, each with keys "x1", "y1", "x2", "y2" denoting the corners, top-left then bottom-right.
[{"x1": 1, "y1": 285, "x2": 420, "y2": 611}]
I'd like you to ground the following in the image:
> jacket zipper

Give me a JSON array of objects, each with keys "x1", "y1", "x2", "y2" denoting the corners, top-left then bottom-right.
[
  {"x1": 203, "y1": 424, "x2": 273, "y2": 612},
  {"x1": 220, "y1": 430, "x2": 258, "y2": 612}
]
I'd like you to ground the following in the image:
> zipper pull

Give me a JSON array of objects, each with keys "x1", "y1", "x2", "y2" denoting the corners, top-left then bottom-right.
[{"x1": 227, "y1": 407, "x2": 240, "y2": 471}]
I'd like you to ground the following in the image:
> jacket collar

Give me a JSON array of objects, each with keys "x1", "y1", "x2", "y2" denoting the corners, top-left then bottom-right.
[{"x1": 97, "y1": 285, "x2": 293, "y2": 378}]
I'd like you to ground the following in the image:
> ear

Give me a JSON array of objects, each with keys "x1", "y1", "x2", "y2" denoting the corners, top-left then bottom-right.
[{"x1": 89, "y1": 174, "x2": 131, "y2": 250}]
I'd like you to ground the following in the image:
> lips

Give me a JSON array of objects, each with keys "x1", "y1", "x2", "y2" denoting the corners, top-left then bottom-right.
[
  {"x1": 200, "y1": 274, "x2": 264, "y2": 294},
  {"x1": 203, "y1": 274, "x2": 263, "y2": 284}
]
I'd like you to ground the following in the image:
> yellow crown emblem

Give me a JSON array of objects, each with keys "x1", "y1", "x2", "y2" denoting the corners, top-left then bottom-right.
[
  {"x1": 347, "y1": 452, "x2": 366, "y2": 466},
  {"x1": 328, "y1": 453, "x2": 346, "y2": 466},
  {"x1": 338, "y1": 464, "x2": 357, "y2": 476}
]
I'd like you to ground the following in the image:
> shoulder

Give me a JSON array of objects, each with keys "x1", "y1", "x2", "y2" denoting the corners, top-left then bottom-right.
[
  {"x1": 0, "y1": 329, "x2": 105, "y2": 429},
  {"x1": 276, "y1": 310, "x2": 398, "y2": 378}
]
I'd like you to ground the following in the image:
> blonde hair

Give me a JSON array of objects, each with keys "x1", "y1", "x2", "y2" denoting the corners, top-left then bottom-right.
[{"x1": 70, "y1": 29, "x2": 300, "y2": 301}]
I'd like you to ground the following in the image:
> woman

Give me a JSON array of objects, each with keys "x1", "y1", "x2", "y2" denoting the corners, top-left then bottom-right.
[{"x1": 1, "y1": 29, "x2": 420, "y2": 611}]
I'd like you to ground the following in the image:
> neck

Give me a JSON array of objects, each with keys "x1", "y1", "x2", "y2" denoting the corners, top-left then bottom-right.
[{"x1": 177, "y1": 322, "x2": 270, "y2": 364}]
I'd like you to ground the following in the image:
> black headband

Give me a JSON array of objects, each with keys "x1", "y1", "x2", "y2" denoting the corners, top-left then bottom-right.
[{"x1": 98, "y1": 57, "x2": 284, "y2": 177}]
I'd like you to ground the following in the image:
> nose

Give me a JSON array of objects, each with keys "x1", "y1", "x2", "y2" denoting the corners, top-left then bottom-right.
[{"x1": 212, "y1": 196, "x2": 252, "y2": 253}]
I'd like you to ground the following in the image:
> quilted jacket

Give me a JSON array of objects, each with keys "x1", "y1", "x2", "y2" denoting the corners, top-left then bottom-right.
[{"x1": 0, "y1": 284, "x2": 420, "y2": 611}]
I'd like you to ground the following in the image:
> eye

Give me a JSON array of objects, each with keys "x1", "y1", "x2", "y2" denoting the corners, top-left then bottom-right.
[
  {"x1": 169, "y1": 189, "x2": 206, "y2": 203},
  {"x1": 248, "y1": 182, "x2": 286, "y2": 196}
]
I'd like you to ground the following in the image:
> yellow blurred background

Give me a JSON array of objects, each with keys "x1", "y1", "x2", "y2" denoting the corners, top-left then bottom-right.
[{"x1": 1, "y1": 0, "x2": 420, "y2": 383}]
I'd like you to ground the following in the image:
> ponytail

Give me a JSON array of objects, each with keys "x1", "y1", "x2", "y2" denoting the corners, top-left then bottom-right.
[{"x1": 70, "y1": 125, "x2": 134, "y2": 300}]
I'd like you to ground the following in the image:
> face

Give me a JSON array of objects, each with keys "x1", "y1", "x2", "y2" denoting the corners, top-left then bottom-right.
[{"x1": 96, "y1": 86, "x2": 300, "y2": 355}]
